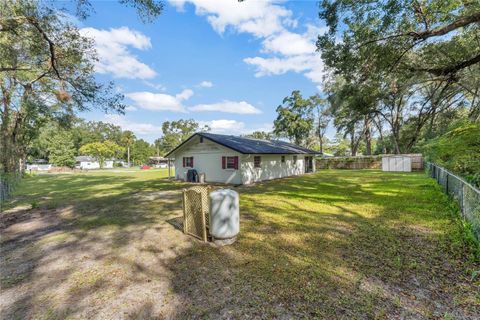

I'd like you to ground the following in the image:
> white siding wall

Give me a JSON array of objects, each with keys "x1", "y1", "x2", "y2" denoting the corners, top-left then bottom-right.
[
  {"x1": 77, "y1": 161, "x2": 100, "y2": 169},
  {"x1": 172, "y1": 136, "x2": 316, "y2": 185},
  {"x1": 104, "y1": 160, "x2": 114, "y2": 169},
  {"x1": 173, "y1": 136, "x2": 243, "y2": 184},
  {"x1": 240, "y1": 154, "x2": 312, "y2": 184}
]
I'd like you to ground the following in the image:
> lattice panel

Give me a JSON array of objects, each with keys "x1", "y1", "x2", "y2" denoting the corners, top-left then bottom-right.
[{"x1": 183, "y1": 186, "x2": 210, "y2": 242}]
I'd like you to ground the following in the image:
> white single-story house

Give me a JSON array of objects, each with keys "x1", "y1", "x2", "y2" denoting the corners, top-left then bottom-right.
[
  {"x1": 26, "y1": 159, "x2": 52, "y2": 171},
  {"x1": 165, "y1": 132, "x2": 320, "y2": 185},
  {"x1": 75, "y1": 156, "x2": 114, "y2": 169}
]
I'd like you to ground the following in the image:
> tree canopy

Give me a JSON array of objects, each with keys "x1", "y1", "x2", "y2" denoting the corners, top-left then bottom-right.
[
  {"x1": 274, "y1": 91, "x2": 314, "y2": 146},
  {"x1": 0, "y1": 0, "x2": 163, "y2": 174},
  {"x1": 79, "y1": 141, "x2": 124, "y2": 168},
  {"x1": 315, "y1": 0, "x2": 480, "y2": 157},
  {"x1": 317, "y1": 0, "x2": 480, "y2": 83},
  {"x1": 156, "y1": 119, "x2": 210, "y2": 156}
]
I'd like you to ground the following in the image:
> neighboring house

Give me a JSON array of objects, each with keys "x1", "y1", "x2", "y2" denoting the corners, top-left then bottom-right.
[
  {"x1": 26, "y1": 159, "x2": 52, "y2": 171},
  {"x1": 75, "y1": 156, "x2": 114, "y2": 169},
  {"x1": 165, "y1": 132, "x2": 319, "y2": 185},
  {"x1": 149, "y1": 156, "x2": 172, "y2": 168}
]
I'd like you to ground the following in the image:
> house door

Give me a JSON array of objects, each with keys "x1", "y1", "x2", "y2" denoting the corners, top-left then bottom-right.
[{"x1": 305, "y1": 157, "x2": 313, "y2": 173}]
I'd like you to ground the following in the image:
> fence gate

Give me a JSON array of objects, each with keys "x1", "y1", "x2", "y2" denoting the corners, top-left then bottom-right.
[{"x1": 183, "y1": 186, "x2": 210, "y2": 242}]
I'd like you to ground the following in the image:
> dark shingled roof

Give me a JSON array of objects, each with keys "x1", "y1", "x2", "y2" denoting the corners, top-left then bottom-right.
[{"x1": 165, "y1": 132, "x2": 320, "y2": 157}]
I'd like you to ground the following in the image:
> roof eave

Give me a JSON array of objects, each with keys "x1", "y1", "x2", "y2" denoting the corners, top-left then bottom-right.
[{"x1": 165, "y1": 132, "x2": 322, "y2": 156}]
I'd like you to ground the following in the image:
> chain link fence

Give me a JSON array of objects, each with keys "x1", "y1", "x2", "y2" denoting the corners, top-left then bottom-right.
[
  {"x1": 0, "y1": 172, "x2": 22, "y2": 212},
  {"x1": 426, "y1": 162, "x2": 480, "y2": 240}
]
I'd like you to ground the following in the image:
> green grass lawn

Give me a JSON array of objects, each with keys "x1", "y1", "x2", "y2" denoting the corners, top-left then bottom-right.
[{"x1": 1, "y1": 169, "x2": 478, "y2": 319}]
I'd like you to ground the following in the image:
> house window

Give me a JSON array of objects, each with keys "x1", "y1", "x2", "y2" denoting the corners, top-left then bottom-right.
[
  {"x1": 254, "y1": 156, "x2": 261, "y2": 168},
  {"x1": 293, "y1": 155, "x2": 297, "y2": 164},
  {"x1": 222, "y1": 156, "x2": 238, "y2": 170},
  {"x1": 200, "y1": 136, "x2": 204, "y2": 143},
  {"x1": 281, "y1": 155, "x2": 285, "y2": 163},
  {"x1": 183, "y1": 157, "x2": 194, "y2": 167},
  {"x1": 226, "y1": 157, "x2": 236, "y2": 169}
]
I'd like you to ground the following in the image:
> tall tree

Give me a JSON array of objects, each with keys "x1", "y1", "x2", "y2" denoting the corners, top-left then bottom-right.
[
  {"x1": 46, "y1": 131, "x2": 76, "y2": 168},
  {"x1": 158, "y1": 119, "x2": 210, "y2": 154},
  {"x1": 325, "y1": 77, "x2": 375, "y2": 155},
  {"x1": 130, "y1": 139, "x2": 155, "y2": 165},
  {"x1": 71, "y1": 120, "x2": 123, "y2": 149},
  {"x1": 309, "y1": 94, "x2": 331, "y2": 154},
  {"x1": 242, "y1": 131, "x2": 274, "y2": 140},
  {"x1": 153, "y1": 138, "x2": 162, "y2": 156},
  {"x1": 274, "y1": 90, "x2": 314, "y2": 146},
  {"x1": 0, "y1": 1, "x2": 124, "y2": 173},
  {"x1": 79, "y1": 141, "x2": 124, "y2": 168},
  {"x1": 0, "y1": 0, "x2": 163, "y2": 174},
  {"x1": 317, "y1": 0, "x2": 480, "y2": 142},
  {"x1": 29, "y1": 121, "x2": 76, "y2": 166},
  {"x1": 121, "y1": 130, "x2": 136, "y2": 167},
  {"x1": 317, "y1": 0, "x2": 480, "y2": 82}
]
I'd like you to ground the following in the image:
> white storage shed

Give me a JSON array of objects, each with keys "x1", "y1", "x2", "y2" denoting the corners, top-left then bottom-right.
[{"x1": 382, "y1": 156, "x2": 412, "y2": 172}]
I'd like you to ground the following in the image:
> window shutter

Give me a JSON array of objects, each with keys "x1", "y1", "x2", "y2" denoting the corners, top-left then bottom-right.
[
  {"x1": 222, "y1": 156, "x2": 226, "y2": 169},
  {"x1": 191, "y1": 157, "x2": 194, "y2": 167},
  {"x1": 234, "y1": 156, "x2": 239, "y2": 170},
  {"x1": 183, "y1": 157, "x2": 185, "y2": 167}
]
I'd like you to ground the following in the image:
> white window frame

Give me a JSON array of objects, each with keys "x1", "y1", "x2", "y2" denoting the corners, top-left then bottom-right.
[
  {"x1": 226, "y1": 156, "x2": 236, "y2": 170},
  {"x1": 254, "y1": 156, "x2": 261, "y2": 168},
  {"x1": 184, "y1": 157, "x2": 193, "y2": 168}
]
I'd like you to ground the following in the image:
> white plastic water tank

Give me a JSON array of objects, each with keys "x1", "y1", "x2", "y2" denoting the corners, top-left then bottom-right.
[{"x1": 209, "y1": 189, "x2": 240, "y2": 239}]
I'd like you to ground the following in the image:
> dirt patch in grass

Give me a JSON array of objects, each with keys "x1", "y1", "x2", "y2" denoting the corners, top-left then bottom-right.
[
  {"x1": 0, "y1": 177, "x2": 192, "y2": 319},
  {"x1": 1, "y1": 170, "x2": 479, "y2": 319}
]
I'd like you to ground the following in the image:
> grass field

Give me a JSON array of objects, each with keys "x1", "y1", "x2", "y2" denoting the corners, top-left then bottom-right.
[{"x1": 1, "y1": 169, "x2": 479, "y2": 319}]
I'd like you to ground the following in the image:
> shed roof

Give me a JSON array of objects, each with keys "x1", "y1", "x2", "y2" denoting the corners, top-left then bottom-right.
[{"x1": 165, "y1": 132, "x2": 320, "y2": 157}]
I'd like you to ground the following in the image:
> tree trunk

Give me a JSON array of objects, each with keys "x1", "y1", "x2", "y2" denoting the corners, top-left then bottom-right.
[
  {"x1": 364, "y1": 116, "x2": 372, "y2": 155},
  {"x1": 350, "y1": 131, "x2": 357, "y2": 156},
  {"x1": 1, "y1": 84, "x2": 12, "y2": 173},
  {"x1": 127, "y1": 146, "x2": 130, "y2": 167},
  {"x1": 373, "y1": 117, "x2": 386, "y2": 154},
  {"x1": 392, "y1": 126, "x2": 401, "y2": 154}
]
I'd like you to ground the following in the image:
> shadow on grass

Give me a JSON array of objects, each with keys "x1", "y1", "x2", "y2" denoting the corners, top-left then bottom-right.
[
  {"x1": 0, "y1": 170, "x2": 478, "y2": 319},
  {"x1": 0, "y1": 172, "x2": 187, "y2": 319},
  {"x1": 165, "y1": 171, "x2": 479, "y2": 318}
]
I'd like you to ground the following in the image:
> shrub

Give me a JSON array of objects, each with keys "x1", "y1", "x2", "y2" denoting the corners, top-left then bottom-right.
[{"x1": 423, "y1": 122, "x2": 480, "y2": 187}]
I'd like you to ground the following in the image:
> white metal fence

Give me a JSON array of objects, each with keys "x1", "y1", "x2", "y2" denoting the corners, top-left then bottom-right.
[{"x1": 426, "y1": 162, "x2": 480, "y2": 240}]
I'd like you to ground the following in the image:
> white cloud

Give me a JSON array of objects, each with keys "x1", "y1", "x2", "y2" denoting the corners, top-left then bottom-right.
[
  {"x1": 143, "y1": 81, "x2": 167, "y2": 91},
  {"x1": 106, "y1": 114, "x2": 272, "y2": 140},
  {"x1": 244, "y1": 55, "x2": 317, "y2": 76},
  {"x1": 175, "y1": 89, "x2": 194, "y2": 101},
  {"x1": 125, "y1": 105, "x2": 138, "y2": 111},
  {"x1": 170, "y1": 0, "x2": 292, "y2": 38},
  {"x1": 201, "y1": 119, "x2": 245, "y2": 134},
  {"x1": 245, "y1": 24, "x2": 326, "y2": 86},
  {"x1": 80, "y1": 27, "x2": 156, "y2": 79},
  {"x1": 126, "y1": 89, "x2": 193, "y2": 112},
  {"x1": 199, "y1": 119, "x2": 273, "y2": 135},
  {"x1": 189, "y1": 100, "x2": 261, "y2": 114},
  {"x1": 199, "y1": 81, "x2": 213, "y2": 88},
  {"x1": 170, "y1": 1, "x2": 326, "y2": 87},
  {"x1": 105, "y1": 115, "x2": 163, "y2": 136},
  {"x1": 262, "y1": 31, "x2": 316, "y2": 56}
]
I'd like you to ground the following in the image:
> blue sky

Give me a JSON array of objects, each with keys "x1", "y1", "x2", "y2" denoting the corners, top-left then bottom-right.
[{"x1": 76, "y1": 0, "x2": 331, "y2": 142}]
